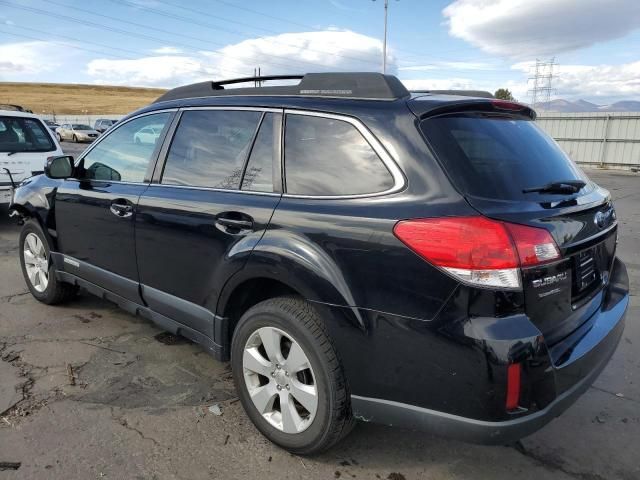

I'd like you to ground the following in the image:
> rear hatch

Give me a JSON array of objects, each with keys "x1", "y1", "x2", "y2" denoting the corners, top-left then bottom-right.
[{"x1": 417, "y1": 102, "x2": 617, "y2": 344}]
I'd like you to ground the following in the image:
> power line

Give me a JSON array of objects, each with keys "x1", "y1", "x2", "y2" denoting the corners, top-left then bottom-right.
[
  {"x1": 138, "y1": 0, "x2": 491, "y2": 71},
  {"x1": 108, "y1": 0, "x2": 383, "y2": 68},
  {"x1": 2, "y1": 0, "x2": 343, "y2": 75},
  {"x1": 0, "y1": 28, "x2": 133, "y2": 61},
  {"x1": 209, "y1": 0, "x2": 314, "y2": 31},
  {"x1": 9, "y1": 24, "x2": 147, "y2": 59},
  {"x1": 207, "y1": 0, "x2": 497, "y2": 67}
]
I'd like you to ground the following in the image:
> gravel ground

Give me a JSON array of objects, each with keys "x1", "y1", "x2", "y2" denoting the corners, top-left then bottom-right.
[{"x1": 0, "y1": 168, "x2": 638, "y2": 480}]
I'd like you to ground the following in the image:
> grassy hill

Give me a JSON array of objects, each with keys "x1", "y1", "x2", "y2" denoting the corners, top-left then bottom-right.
[{"x1": 0, "y1": 83, "x2": 167, "y2": 115}]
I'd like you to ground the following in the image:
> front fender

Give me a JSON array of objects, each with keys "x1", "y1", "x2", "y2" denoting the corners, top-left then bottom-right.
[{"x1": 9, "y1": 175, "x2": 61, "y2": 247}]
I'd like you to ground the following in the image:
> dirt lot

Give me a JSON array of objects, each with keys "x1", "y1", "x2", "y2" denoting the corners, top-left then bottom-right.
[
  {"x1": 0, "y1": 83, "x2": 166, "y2": 115},
  {"x1": 0, "y1": 169, "x2": 638, "y2": 480}
]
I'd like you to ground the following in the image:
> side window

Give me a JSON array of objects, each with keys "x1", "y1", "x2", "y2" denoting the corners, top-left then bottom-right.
[
  {"x1": 284, "y1": 114, "x2": 394, "y2": 196},
  {"x1": 161, "y1": 110, "x2": 261, "y2": 189},
  {"x1": 81, "y1": 112, "x2": 170, "y2": 182},
  {"x1": 241, "y1": 113, "x2": 279, "y2": 192}
]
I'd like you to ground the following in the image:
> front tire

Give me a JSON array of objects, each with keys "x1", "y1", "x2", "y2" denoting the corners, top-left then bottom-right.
[
  {"x1": 72, "y1": 134, "x2": 78, "y2": 143},
  {"x1": 19, "y1": 220, "x2": 77, "y2": 305},
  {"x1": 231, "y1": 296, "x2": 354, "y2": 455},
  {"x1": 57, "y1": 133, "x2": 63, "y2": 142}
]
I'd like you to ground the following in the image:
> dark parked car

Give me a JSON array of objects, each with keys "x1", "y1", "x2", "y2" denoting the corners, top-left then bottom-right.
[
  {"x1": 9, "y1": 73, "x2": 629, "y2": 455},
  {"x1": 43, "y1": 119, "x2": 60, "y2": 132},
  {"x1": 94, "y1": 118, "x2": 118, "y2": 134}
]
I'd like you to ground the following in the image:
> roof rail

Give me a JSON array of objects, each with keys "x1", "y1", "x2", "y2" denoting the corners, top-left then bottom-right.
[
  {"x1": 154, "y1": 72, "x2": 411, "y2": 103},
  {"x1": 211, "y1": 74, "x2": 304, "y2": 89},
  {"x1": 411, "y1": 90, "x2": 494, "y2": 99}
]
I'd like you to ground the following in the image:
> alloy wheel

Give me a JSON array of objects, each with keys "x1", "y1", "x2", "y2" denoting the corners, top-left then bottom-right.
[
  {"x1": 23, "y1": 233, "x2": 49, "y2": 293},
  {"x1": 242, "y1": 326, "x2": 318, "y2": 434}
]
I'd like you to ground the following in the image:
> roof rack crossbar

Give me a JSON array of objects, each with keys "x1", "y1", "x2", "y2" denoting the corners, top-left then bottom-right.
[{"x1": 211, "y1": 75, "x2": 304, "y2": 89}]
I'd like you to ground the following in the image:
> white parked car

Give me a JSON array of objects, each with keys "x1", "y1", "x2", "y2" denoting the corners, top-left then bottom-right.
[
  {"x1": 133, "y1": 125, "x2": 163, "y2": 144},
  {"x1": 0, "y1": 110, "x2": 63, "y2": 206},
  {"x1": 56, "y1": 124, "x2": 100, "y2": 143}
]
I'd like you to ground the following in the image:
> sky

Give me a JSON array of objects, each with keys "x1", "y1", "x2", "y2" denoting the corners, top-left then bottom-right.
[{"x1": 0, "y1": 0, "x2": 639, "y2": 104}]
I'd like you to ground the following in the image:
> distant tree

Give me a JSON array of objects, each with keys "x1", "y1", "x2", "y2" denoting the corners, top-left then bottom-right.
[{"x1": 494, "y1": 88, "x2": 514, "y2": 100}]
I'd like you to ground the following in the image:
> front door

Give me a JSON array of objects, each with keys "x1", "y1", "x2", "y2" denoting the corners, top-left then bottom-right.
[
  {"x1": 54, "y1": 111, "x2": 173, "y2": 303},
  {"x1": 135, "y1": 108, "x2": 282, "y2": 337}
]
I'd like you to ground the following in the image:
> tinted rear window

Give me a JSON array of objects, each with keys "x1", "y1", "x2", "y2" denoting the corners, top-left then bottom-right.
[
  {"x1": 421, "y1": 115, "x2": 590, "y2": 201},
  {"x1": 284, "y1": 114, "x2": 394, "y2": 196}
]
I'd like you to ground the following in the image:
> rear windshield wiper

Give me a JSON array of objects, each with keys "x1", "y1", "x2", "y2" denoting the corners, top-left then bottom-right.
[{"x1": 523, "y1": 180, "x2": 586, "y2": 194}]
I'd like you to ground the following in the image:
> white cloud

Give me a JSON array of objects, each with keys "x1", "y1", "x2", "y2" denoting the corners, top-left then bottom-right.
[
  {"x1": 402, "y1": 78, "x2": 478, "y2": 91},
  {"x1": 87, "y1": 56, "x2": 213, "y2": 87},
  {"x1": 443, "y1": 0, "x2": 640, "y2": 57},
  {"x1": 512, "y1": 60, "x2": 640, "y2": 101},
  {"x1": 207, "y1": 30, "x2": 388, "y2": 78},
  {"x1": 0, "y1": 41, "x2": 65, "y2": 77},
  {"x1": 152, "y1": 46, "x2": 183, "y2": 55},
  {"x1": 399, "y1": 61, "x2": 497, "y2": 72},
  {"x1": 86, "y1": 30, "x2": 388, "y2": 87},
  {"x1": 402, "y1": 77, "x2": 528, "y2": 101}
]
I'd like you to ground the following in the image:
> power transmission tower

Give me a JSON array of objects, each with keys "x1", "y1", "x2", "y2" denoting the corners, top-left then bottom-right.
[{"x1": 528, "y1": 58, "x2": 556, "y2": 110}]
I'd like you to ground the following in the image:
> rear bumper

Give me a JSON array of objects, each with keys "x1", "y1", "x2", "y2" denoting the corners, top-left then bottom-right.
[{"x1": 350, "y1": 258, "x2": 629, "y2": 444}]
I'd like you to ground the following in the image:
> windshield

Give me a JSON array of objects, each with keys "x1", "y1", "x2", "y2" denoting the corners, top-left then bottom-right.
[
  {"x1": 420, "y1": 114, "x2": 590, "y2": 201},
  {"x1": 0, "y1": 116, "x2": 55, "y2": 153},
  {"x1": 73, "y1": 124, "x2": 92, "y2": 130}
]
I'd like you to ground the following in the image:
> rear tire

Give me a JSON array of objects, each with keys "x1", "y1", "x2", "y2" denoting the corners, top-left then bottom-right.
[
  {"x1": 19, "y1": 220, "x2": 78, "y2": 305},
  {"x1": 72, "y1": 134, "x2": 78, "y2": 143},
  {"x1": 231, "y1": 296, "x2": 354, "y2": 455}
]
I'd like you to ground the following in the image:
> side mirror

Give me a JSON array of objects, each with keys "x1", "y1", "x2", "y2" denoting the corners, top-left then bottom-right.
[{"x1": 44, "y1": 155, "x2": 74, "y2": 179}]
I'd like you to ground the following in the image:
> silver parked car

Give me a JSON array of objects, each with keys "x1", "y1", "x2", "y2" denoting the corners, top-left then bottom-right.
[{"x1": 55, "y1": 124, "x2": 99, "y2": 143}]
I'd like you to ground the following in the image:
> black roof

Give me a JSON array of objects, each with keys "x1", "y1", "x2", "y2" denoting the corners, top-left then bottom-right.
[{"x1": 154, "y1": 73, "x2": 411, "y2": 103}]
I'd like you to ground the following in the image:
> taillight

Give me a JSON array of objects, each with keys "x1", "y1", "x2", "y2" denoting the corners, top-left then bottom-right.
[
  {"x1": 504, "y1": 222, "x2": 560, "y2": 267},
  {"x1": 393, "y1": 217, "x2": 560, "y2": 289}
]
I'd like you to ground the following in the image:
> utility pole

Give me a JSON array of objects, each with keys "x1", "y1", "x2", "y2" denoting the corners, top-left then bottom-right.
[
  {"x1": 382, "y1": 0, "x2": 388, "y2": 73},
  {"x1": 374, "y1": 0, "x2": 394, "y2": 74}
]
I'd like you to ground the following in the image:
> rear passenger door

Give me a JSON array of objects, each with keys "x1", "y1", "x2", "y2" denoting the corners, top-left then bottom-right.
[{"x1": 135, "y1": 108, "x2": 282, "y2": 338}]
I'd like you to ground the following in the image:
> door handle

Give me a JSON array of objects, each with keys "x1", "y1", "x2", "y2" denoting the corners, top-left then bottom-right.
[
  {"x1": 215, "y1": 213, "x2": 254, "y2": 234},
  {"x1": 216, "y1": 218, "x2": 253, "y2": 229},
  {"x1": 110, "y1": 200, "x2": 133, "y2": 218}
]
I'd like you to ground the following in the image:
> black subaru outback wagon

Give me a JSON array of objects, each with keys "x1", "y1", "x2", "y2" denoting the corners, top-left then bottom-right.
[{"x1": 10, "y1": 73, "x2": 629, "y2": 454}]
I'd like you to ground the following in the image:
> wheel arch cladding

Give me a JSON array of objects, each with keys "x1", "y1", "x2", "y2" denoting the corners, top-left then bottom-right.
[{"x1": 219, "y1": 228, "x2": 365, "y2": 320}]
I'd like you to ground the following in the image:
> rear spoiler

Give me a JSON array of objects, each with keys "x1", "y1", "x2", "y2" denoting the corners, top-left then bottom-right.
[
  {"x1": 408, "y1": 98, "x2": 536, "y2": 120},
  {"x1": 411, "y1": 90, "x2": 494, "y2": 99}
]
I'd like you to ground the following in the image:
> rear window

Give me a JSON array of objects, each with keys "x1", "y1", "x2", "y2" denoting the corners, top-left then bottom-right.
[
  {"x1": 0, "y1": 116, "x2": 55, "y2": 153},
  {"x1": 284, "y1": 114, "x2": 394, "y2": 196},
  {"x1": 421, "y1": 115, "x2": 590, "y2": 201}
]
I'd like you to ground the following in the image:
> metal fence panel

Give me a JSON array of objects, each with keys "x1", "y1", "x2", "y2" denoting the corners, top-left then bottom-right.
[
  {"x1": 41, "y1": 114, "x2": 127, "y2": 126},
  {"x1": 537, "y1": 112, "x2": 640, "y2": 169}
]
